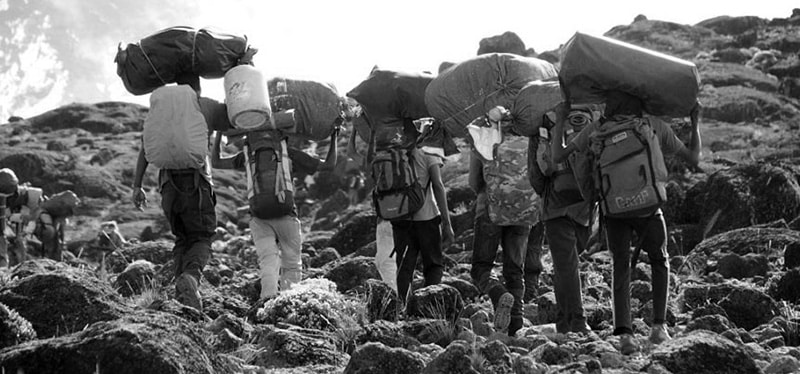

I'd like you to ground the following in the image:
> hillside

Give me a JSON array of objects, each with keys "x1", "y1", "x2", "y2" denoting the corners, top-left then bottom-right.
[{"x1": 1, "y1": 9, "x2": 800, "y2": 374}]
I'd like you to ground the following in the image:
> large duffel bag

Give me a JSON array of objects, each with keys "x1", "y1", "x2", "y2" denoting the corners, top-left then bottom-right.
[
  {"x1": 347, "y1": 68, "x2": 433, "y2": 121},
  {"x1": 115, "y1": 26, "x2": 251, "y2": 95},
  {"x1": 425, "y1": 53, "x2": 558, "y2": 138},
  {"x1": 268, "y1": 78, "x2": 344, "y2": 141},
  {"x1": 511, "y1": 80, "x2": 563, "y2": 136},
  {"x1": 559, "y1": 32, "x2": 700, "y2": 117}
]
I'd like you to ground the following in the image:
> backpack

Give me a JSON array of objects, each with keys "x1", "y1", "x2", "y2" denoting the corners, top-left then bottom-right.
[
  {"x1": 534, "y1": 117, "x2": 594, "y2": 199},
  {"x1": 483, "y1": 134, "x2": 541, "y2": 226},
  {"x1": 371, "y1": 147, "x2": 426, "y2": 221},
  {"x1": 590, "y1": 116, "x2": 668, "y2": 218},
  {"x1": 143, "y1": 85, "x2": 209, "y2": 170},
  {"x1": 244, "y1": 134, "x2": 295, "y2": 220}
]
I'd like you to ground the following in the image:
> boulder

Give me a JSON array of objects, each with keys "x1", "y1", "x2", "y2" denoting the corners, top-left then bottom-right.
[
  {"x1": 687, "y1": 163, "x2": 800, "y2": 237},
  {"x1": 406, "y1": 284, "x2": 464, "y2": 322},
  {"x1": 769, "y1": 56, "x2": 800, "y2": 79},
  {"x1": 769, "y1": 268, "x2": 800, "y2": 303},
  {"x1": 691, "y1": 228, "x2": 800, "y2": 274},
  {"x1": 0, "y1": 311, "x2": 231, "y2": 374},
  {"x1": 421, "y1": 340, "x2": 478, "y2": 374},
  {"x1": 441, "y1": 277, "x2": 480, "y2": 303},
  {"x1": 356, "y1": 320, "x2": 420, "y2": 350},
  {"x1": 0, "y1": 302, "x2": 36, "y2": 349},
  {"x1": 364, "y1": 279, "x2": 400, "y2": 323},
  {"x1": 314, "y1": 189, "x2": 351, "y2": 224},
  {"x1": 699, "y1": 62, "x2": 780, "y2": 92},
  {"x1": 716, "y1": 253, "x2": 770, "y2": 279},
  {"x1": 650, "y1": 330, "x2": 760, "y2": 374},
  {"x1": 343, "y1": 342, "x2": 426, "y2": 374},
  {"x1": 699, "y1": 85, "x2": 797, "y2": 124},
  {"x1": 686, "y1": 314, "x2": 734, "y2": 334},
  {"x1": 253, "y1": 327, "x2": 347, "y2": 368},
  {"x1": 28, "y1": 102, "x2": 147, "y2": 134},
  {"x1": 696, "y1": 16, "x2": 767, "y2": 35},
  {"x1": 328, "y1": 211, "x2": 377, "y2": 257},
  {"x1": 113, "y1": 259, "x2": 157, "y2": 297},
  {"x1": 682, "y1": 282, "x2": 781, "y2": 330},
  {"x1": 785, "y1": 239, "x2": 800, "y2": 269},
  {"x1": 780, "y1": 77, "x2": 800, "y2": 99},
  {"x1": 0, "y1": 265, "x2": 132, "y2": 338},
  {"x1": 324, "y1": 256, "x2": 381, "y2": 293},
  {"x1": 604, "y1": 19, "x2": 727, "y2": 59},
  {"x1": 477, "y1": 31, "x2": 527, "y2": 56},
  {"x1": 307, "y1": 247, "x2": 341, "y2": 268},
  {"x1": 106, "y1": 240, "x2": 175, "y2": 273}
]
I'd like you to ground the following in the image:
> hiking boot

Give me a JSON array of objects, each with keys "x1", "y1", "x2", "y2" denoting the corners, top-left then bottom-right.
[
  {"x1": 619, "y1": 334, "x2": 638, "y2": 355},
  {"x1": 649, "y1": 323, "x2": 671, "y2": 345},
  {"x1": 176, "y1": 273, "x2": 202, "y2": 312},
  {"x1": 494, "y1": 292, "x2": 514, "y2": 333}
]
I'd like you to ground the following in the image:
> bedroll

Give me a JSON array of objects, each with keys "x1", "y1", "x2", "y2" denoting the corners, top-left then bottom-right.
[
  {"x1": 268, "y1": 78, "x2": 344, "y2": 141},
  {"x1": 425, "y1": 53, "x2": 557, "y2": 138}
]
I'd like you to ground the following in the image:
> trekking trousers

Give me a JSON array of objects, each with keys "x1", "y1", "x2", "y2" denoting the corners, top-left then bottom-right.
[
  {"x1": 605, "y1": 211, "x2": 669, "y2": 335},
  {"x1": 470, "y1": 212, "x2": 529, "y2": 326},
  {"x1": 524, "y1": 221, "x2": 545, "y2": 302},
  {"x1": 391, "y1": 216, "x2": 444, "y2": 302},
  {"x1": 161, "y1": 171, "x2": 215, "y2": 283},
  {"x1": 250, "y1": 215, "x2": 303, "y2": 299},
  {"x1": 375, "y1": 219, "x2": 398, "y2": 292},
  {"x1": 545, "y1": 216, "x2": 590, "y2": 333}
]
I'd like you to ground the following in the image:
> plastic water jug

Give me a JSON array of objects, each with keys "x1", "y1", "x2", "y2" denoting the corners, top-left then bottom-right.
[{"x1": 224, "y1": 65, "x2": 272, "y2": 129}]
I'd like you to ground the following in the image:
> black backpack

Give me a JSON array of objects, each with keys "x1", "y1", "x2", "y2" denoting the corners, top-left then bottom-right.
[{"x1": 244, "y1": 134, "x2": 295, "y2": 219}]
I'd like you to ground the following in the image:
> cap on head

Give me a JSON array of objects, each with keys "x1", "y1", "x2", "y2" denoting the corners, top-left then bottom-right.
[{"x1": 0, "y1": 168, "x2": 19, "y2": 195}]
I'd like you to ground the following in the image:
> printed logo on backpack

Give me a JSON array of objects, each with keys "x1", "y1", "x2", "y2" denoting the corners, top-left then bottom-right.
[
  {"x1": 484, "y1": 134, "x2": 541, "y2": 226},
  {"x1": 591, "y1": 117, "x2": 668, "y2": 218},
  {"x1": 371, "y1": 148, "x2": 426, "y2": 221},
  {"x1": 244, "y1": 135, "x2": 295, "y2": 220}
]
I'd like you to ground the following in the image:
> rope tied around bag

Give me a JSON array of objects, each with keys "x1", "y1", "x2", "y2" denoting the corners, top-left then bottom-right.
[{"x1": 137, "y1": 42, "x2": 168, "y2": 86}]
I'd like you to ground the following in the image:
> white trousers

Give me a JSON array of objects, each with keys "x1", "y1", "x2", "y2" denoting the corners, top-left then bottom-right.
[
  {"x1": 375, "y1": 220, "x2": 398, "y2": 292},
  {"x1": 250, "y1": 216, "x2": 302, "y2": 298}
]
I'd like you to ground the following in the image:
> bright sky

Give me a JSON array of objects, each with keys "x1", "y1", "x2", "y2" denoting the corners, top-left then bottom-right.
[{"x1": 171, "y1": 0, "x2": 796, "y2": 104}]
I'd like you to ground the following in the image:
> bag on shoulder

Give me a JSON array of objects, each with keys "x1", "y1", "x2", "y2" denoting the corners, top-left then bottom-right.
[
  {"x1": 371, "y1": 147, "x2": 426, "y2": 221},
  {"x1": 590, "y1": 117, "x2": 668, "y2": 218},
  {"x1": 143, "y1": 85, "x2": 209, "y2": 170},
  {"x1": 534, "y1": 115, "x2": 592, "y2": 199},
  {"x1": 483, "y1": 134, "x2": 541, "y2": 226},
  {"x1": 41, "y1": 190, "x2": 80, "y2": 219},
  {"x1": 244, "y1": 134, "x2": 295, "y2": 220}
]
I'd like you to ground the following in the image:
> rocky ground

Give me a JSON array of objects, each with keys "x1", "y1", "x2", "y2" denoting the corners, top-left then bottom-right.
[{"x1": 2, "y1": 9, "x2": 800, "y2": 374}]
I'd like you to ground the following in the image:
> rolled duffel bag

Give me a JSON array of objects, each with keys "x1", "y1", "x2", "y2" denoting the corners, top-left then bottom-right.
[
  {"x1": 115, "y1": 26, "x2": 250, "y2": 95},
  {"x1": 346, "y1": 68, "x2": 433, "y2": 121},
  {"x1": 559, "y1": 32, "x2": 700, "y2": 117},
  {"x1": 511, "y1": 80, "x2": 563, "y2": 136},
  {"x1": 425, "y1": 53, "x2": 558, "y2": 138},
  {"x1": 268, "y1": 78, "x2": 344, "y2": 141}
]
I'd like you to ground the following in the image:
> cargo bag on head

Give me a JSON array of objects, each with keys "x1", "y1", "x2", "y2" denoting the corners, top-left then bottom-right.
[
  {"x1": 482, "y1": 134, "x2": 541, "y2": 226},
  {"x1": 143, "y1": 85, "x2": 209, "y2": 170},
  {"x1": 512, "y1": 80, "x2": 563, "y2": 136},
  {"x1": 41, "y1": 190, "x2": 80, "y2": 219},
  {"x1": 244, "y1": 135, "x2": 295, "y2": 220},
  {"x1": 371, "y1": 148, "x2": 426, "y2": 221},
  {"x1": 269, "y1": 78, "x2": 344, "y2": 141},
  {"x1": 424, "y1": 53, "x2": 558, "y2": 138},
  {"x1": 115, "y1": 26, "x2": 252, "y2": 95},
  {"x1": 559, "y1": 32, "x2": 700, "y2": 117},
  {"x1": 590, "y1": 117, "x2": 668, "y2": 218}
]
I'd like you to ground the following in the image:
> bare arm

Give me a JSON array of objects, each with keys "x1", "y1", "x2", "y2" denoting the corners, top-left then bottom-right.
[
  {"x1": 430, "y1": 162, "x2": 454, "y2": 247},
  {"x1": 211, "y1": 131, "x2": 238, "y2": 170},
  {"x1": 132, "y1": 146, "x2": 149, "y2": 209},
  {"x1": 318, "y1": 127, "x2": 340, "y2": 172},
  {"x1": 679, "y1": 103, "x2": 702, "y2": 167},
  {"x1": 468, "y1": 151, "x2": 485, "y2": 193}
]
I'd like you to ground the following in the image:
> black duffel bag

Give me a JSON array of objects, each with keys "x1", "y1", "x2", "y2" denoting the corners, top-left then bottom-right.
[{"x1": 115, "y1": 26, "x2": 253, "y2": 95}]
